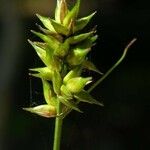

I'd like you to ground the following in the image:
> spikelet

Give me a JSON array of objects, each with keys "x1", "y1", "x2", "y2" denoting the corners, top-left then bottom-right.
[{"x1": 25, "y1": 0, "x2": 103, "y2": 118}]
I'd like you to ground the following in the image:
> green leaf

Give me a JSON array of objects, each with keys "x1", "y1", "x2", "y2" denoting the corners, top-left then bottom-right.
[
  {"x1": 57, "y1": 96, "x2": 82, "y2": 112},
  {"x1": 83, "y1": 60, "x2": 103, "y2": 74},
  {"x1": 52, "y1": 71, "x2": 62, "y2": 95},
  {"x1": 23, "y1": 104, "x2": 57, "y2": 118},
  {"x1": 73, "y1": 11, "x2": 96, "y2": 33},
  {"x1": 63, "y1": 0, "x2": 80, "y2": 27},
  {"x1": 36, "y1": 14, "x2": 56, "y2": 33},
  {"x1": 67, "y1": 31, "x2": 94, "y2": 44},
  {"x1": 66, "y1": 77, "x2": 92, "y2": 93},
  {"x1": 55, "y1": 0, "x2": 68, "y2": 23},
  {"x1": 31, "y1": 30, "x2": 60, "y2": 50},
  {"x1": 74, "y1": 90, "x2": 104, "y2": 106},
  {"x1": 50, "y1": 19, "x2": 70, "y2": 36}
]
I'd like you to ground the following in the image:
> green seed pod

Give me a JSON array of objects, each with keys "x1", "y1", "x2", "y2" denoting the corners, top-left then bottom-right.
[
  {"x1": 36, "y1": 24, "x2": 63, "y2": 42},
  {"x1": 50, "y1": 19, "x2": 70, "y2": 36},
  {"x1": 74, "y1": 35, "x2": 98, "y2": 49},
  {"x1": 36, "y1": 14, "x2": 56, "y2": 33},
  {"x1": 52, "y1": 71, "x2": 62, "y2": 95},
  {"x1": 63, "y1": 0, "x2": 80, "y2": 27},
  {"x1": 42, "y1": 79, "x2": 56, "y2": 106},
  {"x1": 31, "y1": 30, "x2": 60, "y2": 50},
  {"x1": 67, "y1": 31, "x2": 94, "y2": 44},
  {"x1": 66, "y1": 77, "x2": 92, "y2": 93},
  {"x1": 29, "y1": 67, "x2": 53, "y2": 81},
  {"x1": 83, "y1": 60, "x2": 103, "y2": 74},
  {"x1": 63, "y1": 67, "x2": 81, "y2": 84},
  {"x1": 29, "y1": 40, "x2": 62, "y2": 71},
  {"x1": 67, "y1": 48, "x2": 90, "y2": 66},
  {"x1": 51, "y1": 57, "x2": 62, "y2": 72},
  {"x1": 44, "y1": 44, "x2": 62, "y2": 71},
  {"x1": 28, "y1": 40, "x2": 46, "y2": 64},
  {"x1": 60, "y1": 84, "x2": 72, "y2": 99},
  {"x1": 73, "y1": 11, "x2": 96, "y2": 33},
  {"x1": 23, "y1": 104, "x2": 56, "y2": 118},
  {"x1": 74, "y1": 90, "x2": 104, "y2": 106},
  {"x1": 55, "y1": 0, "x2": 68, "y2": 23},
  {"x1": 54, "y1": 40, "x2": 70, "y2": 57}
]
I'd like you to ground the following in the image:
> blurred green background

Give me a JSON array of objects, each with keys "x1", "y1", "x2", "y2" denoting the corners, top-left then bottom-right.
[{"x1": 0, "y1": 0, "x2": 149, "y2": 149}]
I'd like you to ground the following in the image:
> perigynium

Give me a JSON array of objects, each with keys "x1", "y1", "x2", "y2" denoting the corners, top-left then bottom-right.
[{"x1": 23, "y1": 0, "x2": 136, "y2": 150}]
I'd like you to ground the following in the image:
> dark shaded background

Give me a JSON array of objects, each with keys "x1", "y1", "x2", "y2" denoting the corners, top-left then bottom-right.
[{"x1": 0, "y1": 0, "x2": 150, "y2": 149}]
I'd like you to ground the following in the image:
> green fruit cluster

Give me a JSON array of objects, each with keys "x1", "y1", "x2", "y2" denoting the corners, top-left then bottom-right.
[{"x1": 24, "y1": 0, "x2": 103, "y2": 118}]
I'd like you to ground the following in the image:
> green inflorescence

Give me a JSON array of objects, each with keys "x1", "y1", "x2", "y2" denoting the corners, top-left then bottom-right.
[
  {"x1": 23, "y1": 1, "x2": 136, "y2": 150},
  {"x1": 24, "y1": 0, "x2": 104, "y2": 118}
]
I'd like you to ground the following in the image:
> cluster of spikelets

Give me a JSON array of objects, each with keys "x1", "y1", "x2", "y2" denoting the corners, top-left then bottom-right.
[{"x1": 24, "y1": 0, "x2": 104, "y2": 118}]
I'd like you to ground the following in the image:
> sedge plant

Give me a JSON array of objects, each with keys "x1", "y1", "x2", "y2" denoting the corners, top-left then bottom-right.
[{"x1": 23, "y1": 0, "x2": 136, "y2": 149}]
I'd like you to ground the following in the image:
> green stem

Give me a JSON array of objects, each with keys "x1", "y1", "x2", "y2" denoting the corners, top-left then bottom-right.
[
  {"x1": 53, "y1": 100, "x2": 63, "y2": 150},
  {"x1": 88, "y1": 38, "x2": 137, "y2": 93},
  {"x1": 52, "y1": 38, "x2": 136, "y2": 149}
]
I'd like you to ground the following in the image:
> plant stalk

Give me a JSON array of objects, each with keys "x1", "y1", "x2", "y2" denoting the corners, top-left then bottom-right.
[
  {"x1": 88, "y1": 38, "x2": 137, "y2": 93},
  {"x1": 52, "y1": 38, "x2": 137, "y2": 149},
  {"x1": 53, "y1": 100, "x2": 63, "y2": 150}
]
